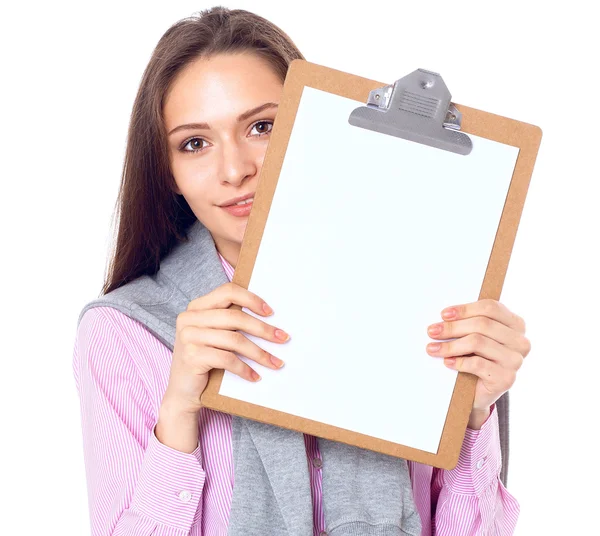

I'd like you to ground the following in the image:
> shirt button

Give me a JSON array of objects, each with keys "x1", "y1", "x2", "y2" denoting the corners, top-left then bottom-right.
[
  {"x1": 312, "y1": 457, "x2": 323, "y2": 469},
  {"x1": 476, "y1": 459, "x2": 485, "y2": 470},
  {"x1": 319, "y1": 531, "x2": 328, "y2": 536},
  {"x1": 178, "y1": 490, "x2": 192, "y2": 502}
]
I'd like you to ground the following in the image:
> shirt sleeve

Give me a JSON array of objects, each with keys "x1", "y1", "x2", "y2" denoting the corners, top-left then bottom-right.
[
  {"x1": 430, "y1": 403, "x2": 520, "y2": 535},
  {"x1": 72, "y1": 307, "x2": 206, "y2": 536}
]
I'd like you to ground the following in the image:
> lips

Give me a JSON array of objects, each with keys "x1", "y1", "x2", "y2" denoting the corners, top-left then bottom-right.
[
  {"x1": 231, "y1": 196, "x2": 254, "y2": 206},
  {"x1": 219, "y1": 192, "x2": 255, "y2": 207},
  {"x1": 220, "y1": 198, "x2": 254, "y2": 217}
]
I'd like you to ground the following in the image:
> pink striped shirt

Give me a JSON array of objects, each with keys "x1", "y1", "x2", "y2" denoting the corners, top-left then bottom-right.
[{"x1": 72, "y1": 252, "x2": 520, "y2": 536}]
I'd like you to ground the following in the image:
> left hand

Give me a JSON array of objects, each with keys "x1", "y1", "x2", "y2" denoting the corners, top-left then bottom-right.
[{"x1": 426, "y1": 299, "x2": 531, "y2": 424}]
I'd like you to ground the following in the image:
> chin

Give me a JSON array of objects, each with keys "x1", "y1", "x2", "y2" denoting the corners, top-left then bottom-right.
[{"x1": 232, "y1": 217, "x2": 248, "y2": 236}]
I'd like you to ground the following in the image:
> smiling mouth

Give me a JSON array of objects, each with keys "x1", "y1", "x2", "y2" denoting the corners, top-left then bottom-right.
[
  {"x1": 230, "y1": 196, "x2": 254, "y2": 206},
  {"x1": 219, "y1": 198, "x2": 254, "y2": 217}
]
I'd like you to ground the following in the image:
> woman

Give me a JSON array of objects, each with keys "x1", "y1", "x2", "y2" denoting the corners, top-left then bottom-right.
[{"x1": 73, "y1": 6, "x2": 530, "y2": 535}]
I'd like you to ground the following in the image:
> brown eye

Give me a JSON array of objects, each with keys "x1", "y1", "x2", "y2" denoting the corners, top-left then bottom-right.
[
  {"x1": 250, "y1": 121, "x2": 273, "y2": 137},
  {"x1": 181, "y1": 137, "x2": 208, "y2": 153}
]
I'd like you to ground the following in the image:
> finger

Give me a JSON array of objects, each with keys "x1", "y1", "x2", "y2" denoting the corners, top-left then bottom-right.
[
  {"x1": 177, "y1": 308, "x2": 291, "y2": 345},
  {"x1": 179, "y1": 325, "x2": 284, "y2": 370},
  {"x1": 187, "y1": 282, "x2": 273, "y2": 318},
  {"x1": 443, "y1": 299, "x2": 526, "y2": 334},
  {"x1": 427, "y1": 333, "x2": 524, "y2": 369},
  {"x1": 427, "y1": 316, "x2": 531, "y2": 356},
  {"x1": 448, "y1": 357, "x2": 517, "y2": 392},
  {"x1": 186, "y1": 344, "x2": 262, "y2": 383}
]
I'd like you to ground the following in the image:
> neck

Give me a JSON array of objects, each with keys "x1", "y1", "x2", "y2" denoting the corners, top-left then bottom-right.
[{"x1": 213, "y1": 235, "x2": 241, "y2": 270}]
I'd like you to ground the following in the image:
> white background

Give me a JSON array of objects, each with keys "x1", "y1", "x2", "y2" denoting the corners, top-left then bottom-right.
[{"x1": 1, "y1": 1, "x2": 597, "y2": 534}]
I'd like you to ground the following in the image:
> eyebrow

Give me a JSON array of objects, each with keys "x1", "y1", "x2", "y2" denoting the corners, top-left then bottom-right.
[{"x1": 167, "y1": 102, "x2": 279, "y2": 137}]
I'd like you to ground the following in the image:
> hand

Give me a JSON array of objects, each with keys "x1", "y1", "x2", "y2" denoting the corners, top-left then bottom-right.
[
  {"x1": 425, "y1": 299, "x2": 531, "y2": 425},
  {"x1": 163, "y1": 282, "x2": 290, "y2": 415}
]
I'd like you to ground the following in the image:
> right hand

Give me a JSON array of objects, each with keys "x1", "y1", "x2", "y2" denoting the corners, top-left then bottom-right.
[{"x1": 162, "y1": 282, "x2": 291, "y2": 415}]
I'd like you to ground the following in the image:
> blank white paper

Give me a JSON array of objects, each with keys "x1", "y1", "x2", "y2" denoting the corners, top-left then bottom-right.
[{"x1": 218, "y1": 86, "x2": 520, "y2": 454}]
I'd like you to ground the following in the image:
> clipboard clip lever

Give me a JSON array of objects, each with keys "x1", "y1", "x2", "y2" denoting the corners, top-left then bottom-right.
[{"x1": 348, "y1": 69, "x2": 473, "y2": 155}]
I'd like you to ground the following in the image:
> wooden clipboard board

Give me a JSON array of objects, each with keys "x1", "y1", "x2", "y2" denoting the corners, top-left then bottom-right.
[{"x1": 201, "y1": 59, "x2": 542, "y2": 470}]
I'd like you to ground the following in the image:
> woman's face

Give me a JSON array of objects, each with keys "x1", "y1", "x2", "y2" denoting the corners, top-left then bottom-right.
[{"x1": 163, "y1": 51, "x2": 283, "y2": 265}]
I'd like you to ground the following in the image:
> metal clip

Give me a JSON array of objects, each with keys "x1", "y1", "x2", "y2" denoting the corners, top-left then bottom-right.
[{"x1": 348, "y1": 69, "x2": 472, "y2": 155}]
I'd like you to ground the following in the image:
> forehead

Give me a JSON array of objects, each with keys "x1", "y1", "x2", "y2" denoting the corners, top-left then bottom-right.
[{"x1": 163, "y1": 52, "x2": 283, "y2": 129}]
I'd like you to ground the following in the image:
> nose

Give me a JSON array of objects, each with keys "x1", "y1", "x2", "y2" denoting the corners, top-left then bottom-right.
[{"x1": 219, "y1": 137, "x2": 257, "y2": 187}]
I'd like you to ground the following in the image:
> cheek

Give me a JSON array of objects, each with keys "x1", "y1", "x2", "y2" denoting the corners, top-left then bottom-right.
[
  {"x1": 253, "y1": 142, "x2": 268, "y2": 170},
  {"x1": 172, "y1": 159, "x2": 213, "y2": 201}
]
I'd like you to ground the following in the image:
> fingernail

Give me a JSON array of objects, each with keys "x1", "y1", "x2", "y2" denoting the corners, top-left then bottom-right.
[
  {"x1": 275, "y1": 329, "x2": 290, "y2": 341},
  {"x1": 444, "y1": 358, "x2": 456, "y2": 366},
  {"x1": 428, "y1": 343, "x2": 441, "y2": 352},
  {"x1": 263, "y1": 302, "x2": 274, "y2": 315},
  {"x1": 428, "y1": 323, "x2": 443, "y2": 335},
  {"x1": 442, "y1": 308, "x2": 457, "y2": 319},
  {"x1": 270, "y1": 355, "x2": 285, "y2": 368},
  {"x1": 251, "y1": 370, "x2": 262, "y2": 381}
]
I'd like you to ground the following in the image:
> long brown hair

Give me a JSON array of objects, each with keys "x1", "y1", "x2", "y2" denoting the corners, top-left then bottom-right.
[{"x1": 101, "y1": 6, "x2": 304, "y2": 295}]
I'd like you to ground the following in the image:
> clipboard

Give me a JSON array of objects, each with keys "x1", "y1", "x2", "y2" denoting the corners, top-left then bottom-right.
[{"x1": 201, "y1": 59, "x2": 542, "y2": 472}]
